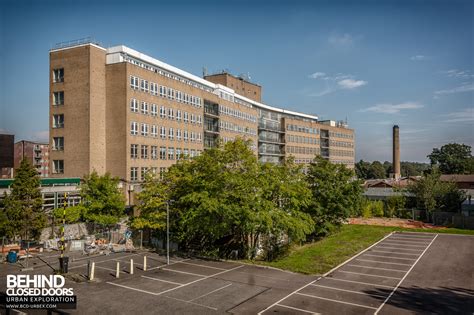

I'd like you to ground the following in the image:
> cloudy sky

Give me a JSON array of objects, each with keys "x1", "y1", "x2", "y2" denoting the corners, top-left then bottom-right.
[{"x1": 0, "y1": 0, "x2": 472, "y2": 162}]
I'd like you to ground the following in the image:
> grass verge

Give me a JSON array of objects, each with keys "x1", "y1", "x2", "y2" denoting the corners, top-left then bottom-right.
[{"x1": 249, "y1": 224, "x2": 474, "y2": 275}]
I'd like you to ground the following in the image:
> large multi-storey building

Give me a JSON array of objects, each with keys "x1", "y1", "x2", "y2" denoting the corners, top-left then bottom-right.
[
  {"x1": 14, "y1": 140, "x2": 49, "y2": 177},
  {"x1": 49, "y1": 40, "x2": 354, "y2": 190}
]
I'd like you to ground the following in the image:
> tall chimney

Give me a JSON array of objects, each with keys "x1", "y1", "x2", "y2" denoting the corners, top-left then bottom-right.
[{"x1": 393, "y1": 125, "x2": 400, "y2": 179}]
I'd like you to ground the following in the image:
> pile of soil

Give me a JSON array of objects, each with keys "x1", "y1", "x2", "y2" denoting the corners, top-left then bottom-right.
[{"x1": 348, "y1": 217, "x2": 443, "y2": 229}]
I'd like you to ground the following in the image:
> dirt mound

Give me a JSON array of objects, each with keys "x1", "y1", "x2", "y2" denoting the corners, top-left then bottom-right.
[{"x1": 348, "y1": 217, "x2": 443, "y2": 229}]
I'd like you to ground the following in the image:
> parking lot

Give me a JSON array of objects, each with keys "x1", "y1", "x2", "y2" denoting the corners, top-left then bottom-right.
[{"x1": 1, "y1": 231, "x2": 473, "y2": 314}]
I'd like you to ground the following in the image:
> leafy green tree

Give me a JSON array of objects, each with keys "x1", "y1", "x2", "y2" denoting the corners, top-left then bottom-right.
[
  {"x1": 132, "y1": 173, "x2": 168, "y2": 230},
  {"x1": 383, "y1": 161, "x2": 392, "y2": 178},
  {"x1": 52, "y1": 205, "x2": 85, "y2": 224},
  {"x1": 408, "y1": 171, "x2": 465, "y2": 212},
  {"x1": 355, "y1": 160, "x2": 371, "y2": 179},
  {"x1": 428, "y1": 143, "x2": 473, "y2": 174},
  {"x1": 152, "y1": 139, "x2": 314, "y2": 259},
  {"x1": 386, "y1": 195, "x2": 406, "y2": 217},
  {"x1": 1, "y1": 159, "x2": 46, "y2": 239},
  {"x1": 368, "y1": 161, "x2": 387, "y2": 179},
  {"x1": 81, "y1": 171, "x2": 126, "y2": 226},
  {"x1": 306, "y1": 156, "x2": 363, "y2": 235}
]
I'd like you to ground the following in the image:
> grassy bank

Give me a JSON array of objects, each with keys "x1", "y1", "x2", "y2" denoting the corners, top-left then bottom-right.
[{"x1": 251, "y1": 224, "x2": 474, "y2": 275}]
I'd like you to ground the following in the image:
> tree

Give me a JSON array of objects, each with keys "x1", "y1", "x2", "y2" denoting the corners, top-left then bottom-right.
[
  {"x1": 147, "y1": 139, "x2": 314, "y2": 259},
  {"x1": 408, "y1": 171, "x2": 465, "y2": 212},
  {"x1": 368, "y1": 161, "x2": 386, "y2": 179},
  {"x1": 1, "y1": 159, "x2": 46, "y2": 239},
  {"x1": 355, "y1": 160, "x2": 371, "y2": 179},
  {"x1": 428, "y1": 143, "x2": 473, "y2": 174},
  {"x1": 306, "y1": 156, "x2": 363, "y2": 235},
  {"x1": 52, "y1": 205, "x2": 85, "y2": 224},
  {"x1": 81, "y1": 171, "x2": 126, "y2": 227},
  {"x1": 386, "y1": 195, "x2": 406, "y2": 217},
  {"x1": 132, "y1": 173, "x2": 168, "y2": 230}
]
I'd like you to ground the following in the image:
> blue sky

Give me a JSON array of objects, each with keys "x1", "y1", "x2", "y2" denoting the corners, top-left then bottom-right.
[{"x1": 0, "y1": 0, "x2": 472, "y2": 162}]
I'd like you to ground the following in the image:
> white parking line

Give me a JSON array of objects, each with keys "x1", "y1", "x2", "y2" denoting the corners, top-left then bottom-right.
[
  {"x1": 275, "y1": 304, "x2": 318, "y2": 314},
  {"x1": 323, "y1": 277, "x2": 395, "y2": 289},
  {"x1": 189, "y1": 283, "x2": 232, "y2": 301},
  {"x1": 177, "y1": 260, "x2": 227, "y2": 271},
  {"x1": 68, "y1": 253, "x2": 141, "y2": 270},
  {"x1": 310, "y1": 283, "x2": 387, "y2": 298},
  {"x1": 346, "y1": 264, "x2": 406, "y2": 272},
  {"x1": 147, "y1": 258, "x2": 191, "y2": 271},
  {"x1": 296, "y1": 292, "x2": 377, "y2": 310},
  {"x1": 381, "y1": 242, "x2": 426, "y2": 247},
  {"x1": 161, "y1": 268, "x2": 208, "y2": 277},
  {"x1": 374, "y1": 234, "x2": 439, "y2": 314},
  {"x1": 363, "y1": 254, "x2": 416, "y2": 260},
  {"x1": 376, "y1": 246, "x2": 422, "y2": 252},
  {"x1": 141, "y1": 275, "x2": 185, "y2": 286},
  {"x1": 337, "y1": 270, "x2": 402, "y2": 280},
  {"x1": 163, "y1": 295, "x2": 218, "y2": 311},
  {"x1": 388, "y1": 238, "x2": 432, "y2": 243},
  {"x1": 95, "y1": 265, "x2": 116, "y2": 272},
  {"x1": 370, "y1": 250, "x2": 419, "y2": 256},
  {"x1": 356, "y1": 259, "x2": 412, "y2": 266}
]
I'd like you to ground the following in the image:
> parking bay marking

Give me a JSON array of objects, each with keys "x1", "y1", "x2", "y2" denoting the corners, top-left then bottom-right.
[
  {"x1": 370, "y1": 250, "x2": 419, "y2": 256},
  {"x1": 363, "y1": 254, "x2": 416, "y2": 261},
  {"x1": 322, "y1": 277, "x2": 395, "y2": 289},
  {"x1": 376, "y1": 246, "x2": 423, "y2": 252},
  {"x1": 296, "y1": 292, "x2": 378, "y2": 310},
  {"x1": 337, "y1": 270, "x2": 402, "y2": 280},
  {"x1": 310, "y1": 283, "x2": 387, "y2": 298},
  {"x1": 346, "y1": 264, "x2": 407, "y2": 272},
  {"x1": 275, "y1": 303, "x2": 319, "y2": 314}
]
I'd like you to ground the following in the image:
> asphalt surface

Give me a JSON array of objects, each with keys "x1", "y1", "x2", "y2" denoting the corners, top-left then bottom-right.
[{"x1": 1, "y1": 231, "x2": 473, "y2": 314}]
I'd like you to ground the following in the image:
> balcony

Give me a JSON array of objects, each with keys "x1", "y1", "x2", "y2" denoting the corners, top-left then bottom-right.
[{"x1": 258, "y1": 120, "x2": 284, "y2": 133}]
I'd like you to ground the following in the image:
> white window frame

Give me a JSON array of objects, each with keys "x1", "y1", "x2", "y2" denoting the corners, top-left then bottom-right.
[{"x1": 131, "y1": 122, "x2": 138, "y2": 135}]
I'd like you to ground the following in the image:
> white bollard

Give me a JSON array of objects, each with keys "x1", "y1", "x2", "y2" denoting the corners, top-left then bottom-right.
[
  {"x1": 90, "y1": 262, "x2": 95, "y2": 281},
  {"x1": 116, "y1": 261, "x2": 120, "y2": 278},
  {"x1": 143, "y1": 256, "x2": 147, "y2": 271},
  {"x1": 130, "y1": 259, "x2": 134, "y2": 275}
]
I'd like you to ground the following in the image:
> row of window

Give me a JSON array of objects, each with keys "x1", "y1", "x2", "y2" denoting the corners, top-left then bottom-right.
[
  {"x1": 130, "y1": 144, "x2": 202, "y2": 160},
  {"x1": 218, "y1": 104, "x2": 257, "y2": 123},
  {"x1": 329, "y1": 149, "x2": 355, "y2": 157},
  {"x1": 330, "y1": 159, "x2": 355, "y2": 166},
  {"x1": 287, "y1": 135, "x2": 320, "y2": 145},
  {"x1": 329, "y1": 131, "x2": 353, "y2": 139},
  {"x1": 330, "y1": 140, "x2": 354, "y2": 148},
  {"x1": 286, "y1": 146, "x2": 320, "y2": 155},
  {"x1": 130, "y1": 166, "x2": 167, "y2": 182},
  {"x1": 130, "y1": 122, "x2": 203, "y2": 142},
  {"x1": 286, "y1": 124, "x2": 320, "y2": 135},
  {"x1": 123, "y1": 54, "x2": 214, "y2": 93},
  {"x1": 130, "y1": 99, "x2": 202, "y2": 124},
  {"x1": 219, "y1": 120, "x2": 257, "y2": 136},
  {"x1": 130, "y1": 76, "x2": 203, "y2": 108}
]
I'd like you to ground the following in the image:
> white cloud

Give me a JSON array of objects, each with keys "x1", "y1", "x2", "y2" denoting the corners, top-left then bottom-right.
[
  {"x1": 338, "y1": 79, "x2": 368, "y2": 89},
  {"x1": 435, "y1": 83, "x2": 474, "y2": 95},
  {"x1": 307, "y1": 71, "x2": 367, "y2": 96},
  {"x1": 360, "y1": 102, "x2": 424, "y2": 114},
  {"x1": 308, "y1": 72, "x2": 326, "y2": 79},
  {"x1": 443, "y1": 69, "x2": 474, "y2": 80},
  {"x1": 328, "y1": 33, "x2": 354, "y2": 47},
  {"x1": 443, "y1": 108, "x2": 474, "y2": 123},
  {"x1": 410, "y1": 55, "x2": 427, "y2": 61}
]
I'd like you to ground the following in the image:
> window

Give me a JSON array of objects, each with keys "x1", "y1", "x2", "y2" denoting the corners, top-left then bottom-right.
[
  {"x1": 197, "y1": 133, "x2": 202, "y2": 143},
  {"x1": 191, "y1": 132, "x2": 196, "y2": 142},
  {"x1": 183, "y1": 149, "x2": 189, "y2": 159},
  {"x1": 159, "y1": 85, "x2": 165, "y2": 97},
  {"x1": 53, "y1": 68, "x2": 64, "y2": 83},
  {"x1": 151, "y1": 146, "x2": 158, "y2": 159},
  {"x1": 141, "y1": 102, "x2": 149, "y2": 114},
  {"x1": 140, "y1": 79, "x2": 149, "y2": 92},
  {"x1": 168, "y1": 108, "x2": 174, "y2": 120},
  {"x1": 130, "y1": 76, "x2": 139, "y2": 89},
  {"x1": 131, "y1": 122, "x2": 138, "y2": 135},
  {"x1": 159, "y1": 167, "x2": 166, "y2": 179},
  {"x1": 53, "y1": 91, "x2": 64, "y2": 105},
  {"x1": 53, "y1": 137, "x2": 64, "y2": 151},
  {"x1": 130, "y1": 167, "x2": 138, "y2": 181},
  {"x1": 176, "y1": 149, "x2": 182, "y2": 160},
  {"x1": 169, "y1": 127, "x2": 174, "y2": 140},
  {"x1": 130, "y1": 144, "x2": 138, "y2": 159},
  {"x1": 151, "y1": 104, "x2": 157, "y2": 116},
  {"x1": 183, "y1": 130, "x2": 189, "y2": 142},
  {"x1": 53, "y1": 160, "x2": 64, "y2": 174},
  {"x1": 160, "y1": 106, "x2": 166, "y2": 118},
  {"x1": 151, "y1": 125, "x2": 157, "y2": 137},
  {"x1": 176, "y1": 129, "x2": 182, "y2": 141},
  {"x1": 184, "y1": 112, "x2": 189, "y2": 123},
  {"x1": 151, "y1": 167, "x2": 158, "y2": 175},
  {"x1": 176, "y1": 110, "x2": 182, "y2": 122},
  {"x1": 191, "y1": 114, "x2": 196, "y2": 124},
  {"x1": 53, "y1": 114, "x2": 64, "y2": 128},
  {"x1": 168, "y1": 147, "x2": 174, "y2": 160},
  {"x1": 197, "y1": 115, "x2": 202, "y2": 125},
  {"x1": 190, "y1": 149, "x2": 196, "y2": 158},
  {"x1": 160, "y1": 146, "x2": 167, "y2": 160},
  {"x1": 141, "y1": 167, "x2": 148, "y2": 180},
  {"x1": 130, "y1": 99, "x2": 139, "y2": 112},
  {"x1": 141, "y1": 123, "x2": 149, "y2": 136},
  {"x1": 150, "y1": 83, "x2": 157, "y2": 95},
  {"x1": 141, "y1": 145, "x2": 148, "y2": 159}
]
